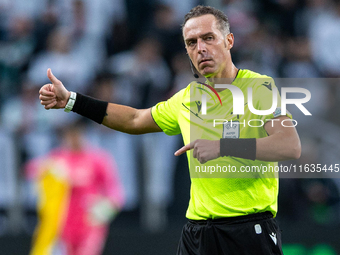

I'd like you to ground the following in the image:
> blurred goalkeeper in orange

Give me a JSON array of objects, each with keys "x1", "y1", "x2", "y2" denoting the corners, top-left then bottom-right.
[{"x1": 25, "y1": 121, "x2": 125, "y2": 255}]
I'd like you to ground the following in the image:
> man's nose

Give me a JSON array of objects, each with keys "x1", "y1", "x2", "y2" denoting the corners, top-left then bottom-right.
[{"x1": 197, "y1": 39, "x2": 207, "y2": 54}]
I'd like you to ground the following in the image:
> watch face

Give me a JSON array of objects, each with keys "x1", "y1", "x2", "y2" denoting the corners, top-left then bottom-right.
[
  {"x1": 70, "y1": 92, "x2": 77, "y2": 100},
  {"x1": 64, "y1": 92, "x2": 76, "y2": 112}
]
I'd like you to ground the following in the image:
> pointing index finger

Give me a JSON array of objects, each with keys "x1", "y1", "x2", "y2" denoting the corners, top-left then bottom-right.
[{"x1": 174, "y1": 141, "x2": 194, "y2": 156}]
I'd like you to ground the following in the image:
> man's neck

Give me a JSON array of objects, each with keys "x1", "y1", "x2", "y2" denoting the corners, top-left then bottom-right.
[{"x1": 205, "y1": 65, "x2": 239, "y2": 91}]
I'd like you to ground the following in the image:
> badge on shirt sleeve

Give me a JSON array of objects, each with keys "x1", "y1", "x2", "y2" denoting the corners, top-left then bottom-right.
[
  {"x1": 273, "y1": 107, "x2": 282, "y2": 118},
  {"x1": 273, "y1": 107, "x2": 292, "y2": 118},
  {"x1": 222, "y1": 121, "x2": 240, "y2": 138}
]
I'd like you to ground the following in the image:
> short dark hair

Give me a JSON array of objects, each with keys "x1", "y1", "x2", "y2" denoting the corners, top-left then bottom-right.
[{"x1": 182, "y1": 5, "x2": 230, "y2": 35}]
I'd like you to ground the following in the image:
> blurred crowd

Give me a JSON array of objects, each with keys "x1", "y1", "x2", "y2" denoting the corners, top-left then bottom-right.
[{"x1": 0, "y1": 0, "x2": 340, "y2": 242}]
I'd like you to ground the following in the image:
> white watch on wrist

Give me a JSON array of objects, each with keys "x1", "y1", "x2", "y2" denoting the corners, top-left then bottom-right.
[{"x1": 64, "y1": 92, "x2": 77, "y2": 112}]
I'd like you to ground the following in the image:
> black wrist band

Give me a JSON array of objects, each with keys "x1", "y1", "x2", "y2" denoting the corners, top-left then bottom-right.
[
  {"x1": 72, "y1": 93, "x2": 108, "y2": 124},
  {"x1": 220, "y1": 138, "x2": 256, "y2": 160}
]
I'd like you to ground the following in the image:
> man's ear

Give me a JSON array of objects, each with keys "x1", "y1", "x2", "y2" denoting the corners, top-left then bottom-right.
[{"x1": 225, "y1": 33, "x2": 234, "y2": 50}]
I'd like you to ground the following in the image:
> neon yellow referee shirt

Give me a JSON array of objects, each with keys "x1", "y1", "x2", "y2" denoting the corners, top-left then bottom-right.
[{"x1": 151, "y1": 69, "x2": 291, "y2": 220}]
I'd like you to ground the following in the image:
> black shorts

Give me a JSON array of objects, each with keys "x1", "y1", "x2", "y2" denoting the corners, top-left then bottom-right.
[{"x1": 177, "y1": 212, "x2": 283, "y2": 255}]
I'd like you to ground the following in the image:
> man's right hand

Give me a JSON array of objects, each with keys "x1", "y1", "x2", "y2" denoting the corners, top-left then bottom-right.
[{"x1": 39, "y1": 68, "x2": 71, "y2": 110}]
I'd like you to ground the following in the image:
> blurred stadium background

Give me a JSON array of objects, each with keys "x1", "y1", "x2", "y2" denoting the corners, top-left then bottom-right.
[{"x1": 1, "y1": 0, "x2": 340, "y2": 254}]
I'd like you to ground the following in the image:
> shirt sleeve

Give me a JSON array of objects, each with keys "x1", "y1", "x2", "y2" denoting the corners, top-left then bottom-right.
[
  {"x1": 151, "y1": 89, "x2": 184, "y2": 136},
  {"x1": 253, "y1": 78, "x2": 293, "y2": 121}
]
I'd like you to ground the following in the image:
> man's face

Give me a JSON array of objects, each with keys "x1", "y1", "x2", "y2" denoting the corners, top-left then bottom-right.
[{"x1": 183, "y1": 14, "x2": 233, "y2": 78}]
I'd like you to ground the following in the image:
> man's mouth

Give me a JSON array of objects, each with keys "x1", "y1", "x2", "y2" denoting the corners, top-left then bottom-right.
[{"x1": 199, "y1": 58, "x2": 212, "y2": 65}]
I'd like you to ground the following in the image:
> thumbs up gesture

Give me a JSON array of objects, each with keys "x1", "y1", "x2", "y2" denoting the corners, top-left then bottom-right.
[{"x1": 39, "y1": 69, "x2": 71, "y2": 110}]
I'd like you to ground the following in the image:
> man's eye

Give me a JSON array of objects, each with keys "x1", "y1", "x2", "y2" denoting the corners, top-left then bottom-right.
[
  {"x1": 187, "y1": 41, "x2": 196, "y2": 47},
  {"x1": 206, "y1": 36, "x2": 213, "y2": 41}
]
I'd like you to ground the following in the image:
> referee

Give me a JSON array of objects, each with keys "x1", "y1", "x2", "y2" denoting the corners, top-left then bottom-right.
[{"x1": 39, "y1": 5, "x2": 301, "y2": 255}]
